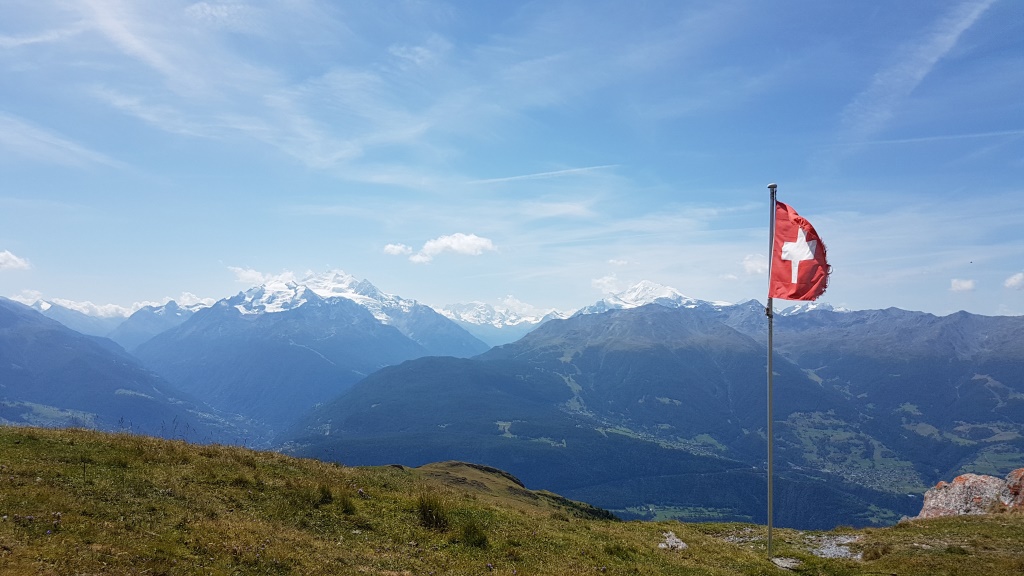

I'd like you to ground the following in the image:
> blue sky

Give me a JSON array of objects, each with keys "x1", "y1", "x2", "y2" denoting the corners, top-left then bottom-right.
[{"x1": 1, "y1": 0, "x2": 1022, "y2": 318}]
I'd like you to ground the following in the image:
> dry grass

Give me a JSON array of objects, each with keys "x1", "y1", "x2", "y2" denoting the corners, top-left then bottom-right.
[{"x1": 2, "y1": 426, "x2": 1023, "y2": 575}]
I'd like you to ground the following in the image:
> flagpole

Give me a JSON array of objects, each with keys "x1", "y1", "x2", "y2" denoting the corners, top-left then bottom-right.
[{"x1": 766, "y1": 183, "x2": 777, "y2": 556}]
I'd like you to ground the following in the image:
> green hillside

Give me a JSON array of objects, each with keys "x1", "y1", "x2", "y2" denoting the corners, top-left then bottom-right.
[{"x1": 2, "y1": 426, "x2": 1023, "y2": 575}]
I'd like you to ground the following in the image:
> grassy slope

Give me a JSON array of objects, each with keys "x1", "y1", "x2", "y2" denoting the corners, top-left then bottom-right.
[{"x1": 1, "y1": 427, "x2": 1022, "y2": 575}]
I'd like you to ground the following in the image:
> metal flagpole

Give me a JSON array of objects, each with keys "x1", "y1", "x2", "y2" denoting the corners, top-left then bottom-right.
[{"x1": 766, "y1": 183, "x2": 777, "y2": 555}]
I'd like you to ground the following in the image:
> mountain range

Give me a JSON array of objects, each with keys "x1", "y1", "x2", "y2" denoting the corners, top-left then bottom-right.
[
  {"x1": 4, "y1": 274, "x2": 1023, "y2": 529},
  {"x1": 284, "y1": 302, "x2": 936, "y2": 528},
  {"x1": 0, "y1": 297, "x2": 248, "y2": 443}
]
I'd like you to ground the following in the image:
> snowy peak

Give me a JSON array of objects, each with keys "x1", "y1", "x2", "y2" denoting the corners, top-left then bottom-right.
[
  {"x1": 609, "y1": 280, "x2": 698, "y2": 309},
  {"x1": 778, "y1": 301, "x2": 848, "y2": 316},
  {"x1": 234, "y1": 281, "x2": 324, "y2": 315},
  {"x1": 299, "y1": 269, "x2": 360, "y2": 299},
  {"x1": 578, "y1": 281, "x2": 731, "y2": 315},
  {"x1": 30, "y1": 300, "x2": 53, "y2": 312},
  {"x1": 225, "y1": 270, "x2": 429, "y2": 329},
  {"x1": 439, "y1": 302, "x2": 532, "y2": 328},
  {"x1": 437, "y1": 298, "x2": 569, "y2": 328},
  {"x1": 275, "y1": 270, "x2": 414, "y2": 323},
  {"x1": 149, "y1": 300, "x2": 209, "y2": 317}
]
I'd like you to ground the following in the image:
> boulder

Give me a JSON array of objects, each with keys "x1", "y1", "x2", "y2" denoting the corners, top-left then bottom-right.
[
  {"x1": 1003, "y1": 468, "x2": 1024, "y2": 508},
  {"x1": 916, "y1": 468, "x2": 1024, "y2": 519}
]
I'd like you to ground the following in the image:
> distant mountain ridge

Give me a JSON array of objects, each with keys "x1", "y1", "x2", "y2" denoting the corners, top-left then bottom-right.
[
  {"x1": 10, "y1": 275, "x2": 1024, "y2": 529},
  {"x1": 286, "y1": 303, "x2": 932, "y2": 528},
  {"x1": 0, "y1": 297, "x2": 246, "y2": 443},
  {"x1": 31, "y1": 300, "x2": 125, "y2": 337},
  {"x1": 575, "y1": 280, "x2": 731, "y2": 315},
  {"x1": 437, "y1": 280, "x2": 723, "y2": 346},
  {"x1": 108, "y1": 300, "x2": 206, "y2": 351},
  {"x1": 286, "y1": 299, "x2": 1024, "y2": 528},
  {"x1": 131, "y1": 272, "x2": 488, "y2": 440},
  {"x1": 438, "y1": 300, "x2": 570, "y2": 346}
]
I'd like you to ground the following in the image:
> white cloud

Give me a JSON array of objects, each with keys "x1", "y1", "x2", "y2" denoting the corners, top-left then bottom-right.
[
  {"x1": 9, "y1": 288, "x2": 215, "y2": 318},
  {"x1": 8, "y1": 290, "x2": 44, "y2": 305},
  {"x1": 45, "y1": 298, "x2": 132, "y2": 318},
  {"x1": 743, "y1": 254, "x2": 767, "y2": 275},
  {"x1": 608, "y1": 259, "x2": 628, "y2": 266},
  {"x1": 950, "y1": 278, "x2": 975, "y2": 292},
  {"x1": 498, "y1": 295, "x2": 552, "y2": 318},
  {"x1": 126, "y1": 292, "x2": 217, "y2": 312},
  {"x1": 409, "y1": 233, "x2": 496, "y2": 264},
  {"x1": 0, "y1": 250, "x2": 30, "y2": 270},
  {"x1": 174, "y1": 291, "x2": 216, "y2": 308},
  {"x1": 383, "y1": 243, "x2": 413, "y2": 256},
  {"x1": 591, "y1": 274, "x2": 623, "y2": 294},
  {"x1": 228, "y1": 266, "x2": 295, "y2": 286},
  {"x1": 1005, "y1": 272, "x2": 1024, "y2": 290}
]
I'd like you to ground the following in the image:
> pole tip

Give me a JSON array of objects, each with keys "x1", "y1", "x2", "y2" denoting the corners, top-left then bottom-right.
[{"x1": 767, "y1": 183, "x2": 777, "y2": 190}]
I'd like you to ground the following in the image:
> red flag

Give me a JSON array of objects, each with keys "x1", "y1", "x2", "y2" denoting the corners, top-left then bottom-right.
[{"x1": 769, "y1": 201, "x2": 830, "y2": 301}]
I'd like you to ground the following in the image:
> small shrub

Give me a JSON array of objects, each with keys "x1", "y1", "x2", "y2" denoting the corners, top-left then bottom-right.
[
  {"x1": 338, "y1": 491, "x2": 356, "y2": 515},
  {"x1": 459, "y1": 517, "x2": 488, "y2": 548},
  {"x1": 945, "y1": 545, "x2": 969, "y2": 555},
  {"x1": 861, "y1": 542, "x2": 891, "y2": 561},
  {"x1": 604, "y1": 543, "x2": 636, "y2": 560},
  {"x1": 315, "y1": 484, "x2": 333, "y2": 507},
  {"x1": 418, "y1": 492, "x2": 451, "y2": 531},
  {"x1": 350, "y1": 515, "x2": 374, "y2": 531}
]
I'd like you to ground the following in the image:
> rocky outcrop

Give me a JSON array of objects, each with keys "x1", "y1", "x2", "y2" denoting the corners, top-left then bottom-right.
[
  {"x1": 916, "y1": 469, "x2": 1024, "y2": 519},
  {"x1": 1004, "y1": 468, "x2": 1024, "y2": 508}
]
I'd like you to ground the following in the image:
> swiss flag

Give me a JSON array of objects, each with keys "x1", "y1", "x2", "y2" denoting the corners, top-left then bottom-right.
[{"x1": 769, "y1": 201, "x2": 830, "y2": 301}]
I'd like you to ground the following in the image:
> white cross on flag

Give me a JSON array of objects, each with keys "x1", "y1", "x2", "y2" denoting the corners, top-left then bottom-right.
[{"x1": 769, "y1": 201, "x2": 830, "y2": 301}]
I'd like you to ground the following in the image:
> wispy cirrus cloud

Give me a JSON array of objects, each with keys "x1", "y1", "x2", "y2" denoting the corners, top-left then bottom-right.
[
  {"x1": 469, "y1": 165, "x2": 618, "y2": 185},
  {"x1": 838, "y1": 0, "x2": 996, "y2": 145},
  {"x1": 0, "y1": 112, "x2": 119, "y2": 167},
  {"x1": 184, "y1": 2, "x2": 267, "y2": 34},
  {"x1": 0, "y1": 22, "x2": 86, "y2": 48}
]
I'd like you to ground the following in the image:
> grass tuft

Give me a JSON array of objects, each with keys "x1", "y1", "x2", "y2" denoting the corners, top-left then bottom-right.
[
  {"x1": 417, "y1": 491, "x2": 451, "y2": 531},
  {"x1": 457, "y1": 516, "x2": 488, "y2": 548}
]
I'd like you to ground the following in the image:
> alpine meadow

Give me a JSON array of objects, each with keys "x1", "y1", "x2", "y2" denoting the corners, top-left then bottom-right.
[{"x1": 2, "y1": 0, "x2": 1023, "y2": 573}]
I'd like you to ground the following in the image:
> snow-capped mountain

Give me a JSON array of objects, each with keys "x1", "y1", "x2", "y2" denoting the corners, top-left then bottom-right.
[
  {"x1": 230, "y1": 270, "x2": 488, "y2": 357},
  {"x1": 233, "y1": 281, "x2": 324, "y2": 315},
  {"x1": 437, "y1": 300, "x2": 571, "y2": 347},
  {"x1": 778, "y1": 301, "x2": 849, "y2": 315},
  {"x1": 237, "y1": 271, "x2": 414, "y2": 323},
  {"x1": 438, "y1": 301, "x2": 561, "y2": 328},
  {"x1": 576, "y1": 280, "x2": 732, "y2": 315}
]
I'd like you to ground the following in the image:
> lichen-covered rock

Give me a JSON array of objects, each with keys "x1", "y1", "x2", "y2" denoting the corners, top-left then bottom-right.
[
  {"x1": 917, "y1": 473, "x2": 1007, "y2": 518},
  {"x1": 916, "y1": 468, "x2": 1024, "y2": 519},
  {"x1": 1003, "y1": 468, "x2": 1024, "y2": 508}
]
